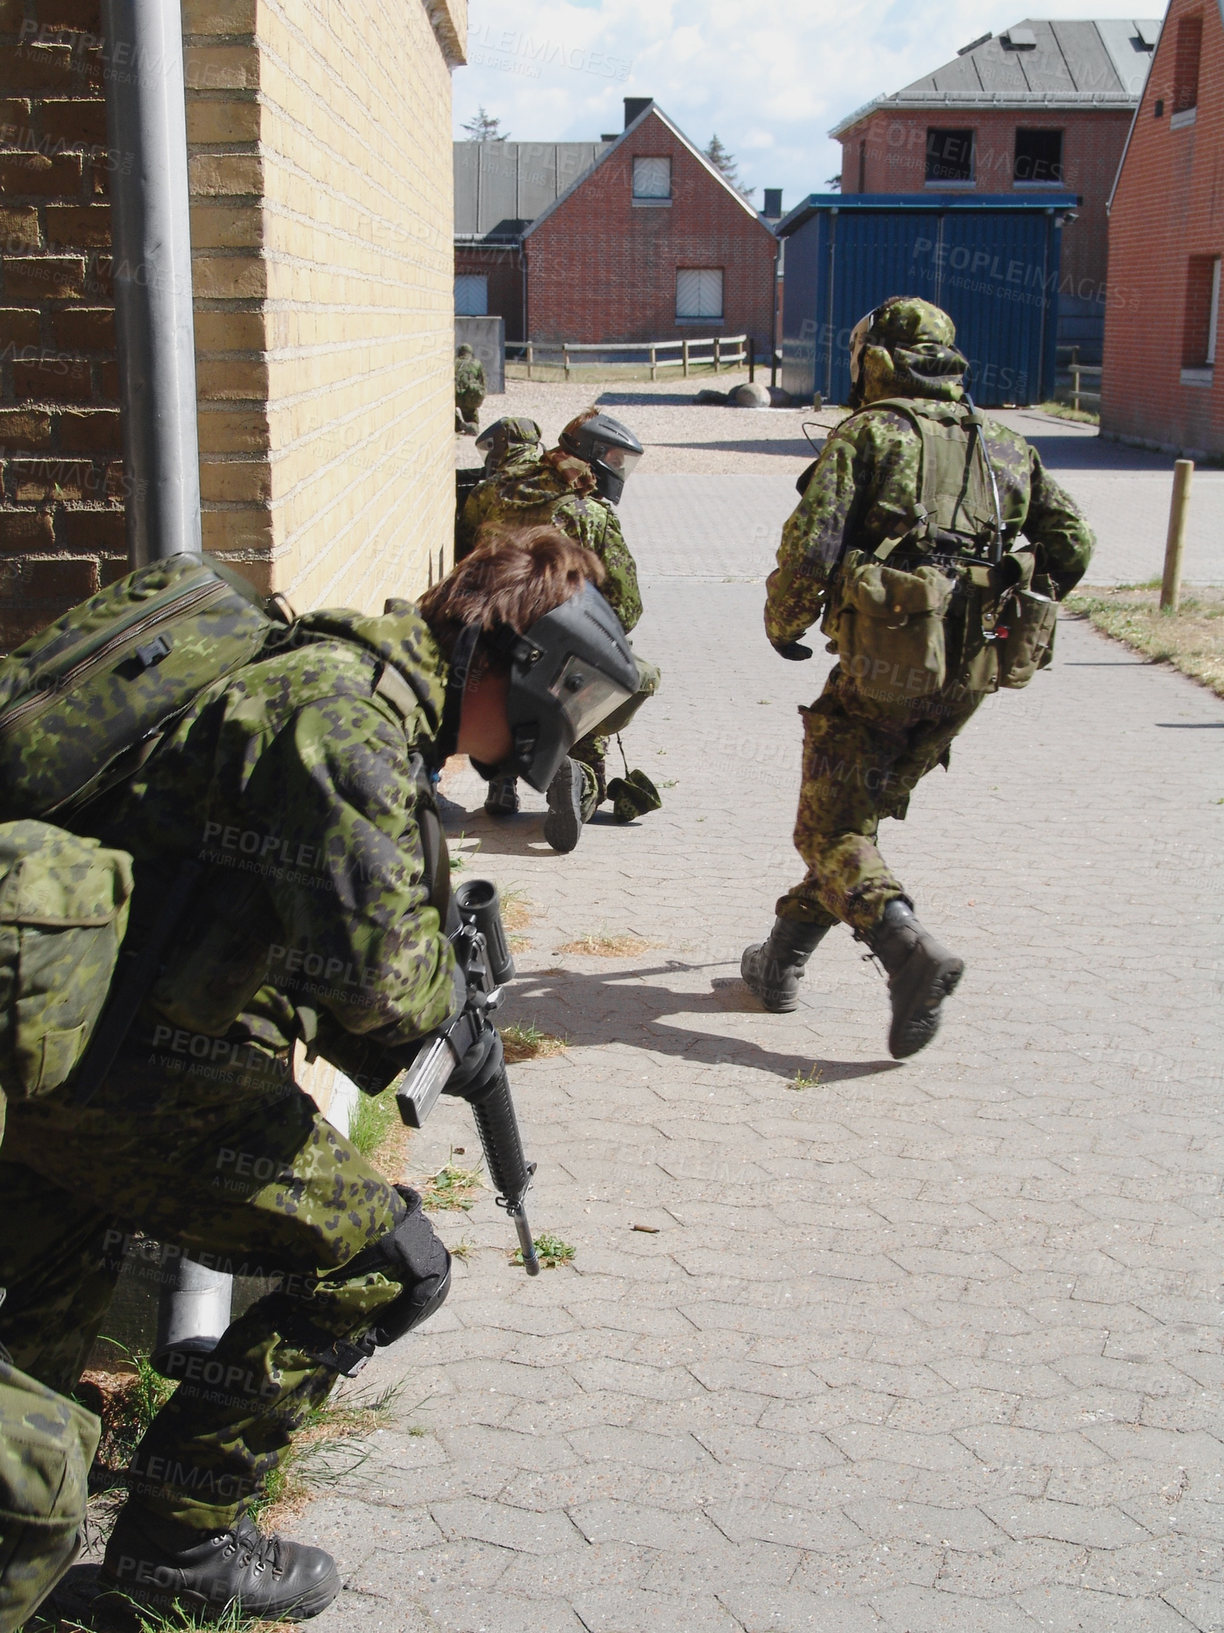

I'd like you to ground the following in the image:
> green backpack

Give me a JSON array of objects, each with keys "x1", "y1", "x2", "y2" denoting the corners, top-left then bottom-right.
[
  {"x1": 0, "y1": 552, "x2": 285, "y2": 824},
  {"x1": 0, "y1": 820, "x2": 134, "y2": 1103},
  {"x1": 0, "y1": 554, "x2": 289, "y2": 1100}
]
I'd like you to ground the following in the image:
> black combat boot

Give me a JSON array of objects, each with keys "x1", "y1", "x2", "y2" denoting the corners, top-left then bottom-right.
[
  {"x1": 864, "y1": 898, "x2": 964, "y2": 1059},
  {"x1": 543, "y1": 758, "x2": 599, "y2": 853},
  {"x1": 741, "y1": 917, "x2": 832, "y2": 1012},
  {"x1": 101, "y1": 1505, "x2": 341, "y2": 1621}
]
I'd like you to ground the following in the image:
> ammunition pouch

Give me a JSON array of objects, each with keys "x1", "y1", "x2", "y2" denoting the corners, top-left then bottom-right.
[
  {"x1": 830, "y1": 551, "x2": 955, "y2": 710},
  {"x1": 997, "y1": 585, "x2": 1058, "y2": 689}
]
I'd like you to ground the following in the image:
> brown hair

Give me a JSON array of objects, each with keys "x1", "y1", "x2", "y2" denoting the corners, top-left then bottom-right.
[{"x1": 418, "y1": 524, "x2": 606, "y2": 658}]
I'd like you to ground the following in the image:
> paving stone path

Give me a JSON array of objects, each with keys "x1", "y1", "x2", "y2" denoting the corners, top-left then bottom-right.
[{"x1": 307, "y1": 415, "x2": 1223, "y2": 1632}]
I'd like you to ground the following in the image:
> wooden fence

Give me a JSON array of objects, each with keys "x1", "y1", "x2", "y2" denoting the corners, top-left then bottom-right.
[{"x1": 506, "y1": 334, "x2": 752, "y2": 382}]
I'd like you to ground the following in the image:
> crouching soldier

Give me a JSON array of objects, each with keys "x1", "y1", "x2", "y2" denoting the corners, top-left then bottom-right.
[
  {"x1": 463, "y1": 410, "x2": 660, "y2": 850},
  {"x1": 0, "y1": 531, "x2": 636, "y2": 1623},
  {"x1": 454, "y1": 343, "x2": 486, "y2": 434}
]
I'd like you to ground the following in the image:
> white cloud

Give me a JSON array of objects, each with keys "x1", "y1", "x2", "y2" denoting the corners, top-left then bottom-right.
[{"x1": 455, "y1": 0, "x2": 1161, "y2": 207}]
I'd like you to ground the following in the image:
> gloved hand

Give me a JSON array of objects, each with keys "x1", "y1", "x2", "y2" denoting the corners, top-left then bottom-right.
[{"x1": 772, "y1": 640, "x2": 813, "y2": 662}]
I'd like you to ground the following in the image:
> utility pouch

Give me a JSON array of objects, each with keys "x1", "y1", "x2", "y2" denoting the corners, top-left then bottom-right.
[
  {"x1": 997, "y1": 589, "x2": 1058, "y2": 689},
  {"x1": 834, "y1": 554, "x2": 955, "y2": 709}
]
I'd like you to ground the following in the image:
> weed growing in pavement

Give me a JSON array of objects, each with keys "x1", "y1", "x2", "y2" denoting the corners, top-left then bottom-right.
[
  {"x1": 418, "y1": 1152, "x2": 484, "y2": 1211},
  {"x1": 555, "y1": 931, "x2": 657, "y2": 957},
  {"x1": 253, "y1": 1379, "x2": 407, "y2": 1527},
  {"x1": 84, "y1": 1342, "x2": 177, "y2": 1486},
  {"x1": 498, "y1": 887, "x2": 533, "y2": 931},
  {"x1": 450, "y1": 1238, "x2": 477, "y2": 1262},
  {"x1": 500, "y1": 1021, "x2": 569, "y2": 1061},
  {"x1": 787, "y1": 1064, "x2": 824, "y2": 1091},
  {"x1": 347, "y1": 1082, "x2": 398, "y2": 1159},
  {"x1": 448, "y1": 833, "x2": 481, "y2": 872},
  {"x1": 514, "y1": 1232, "x2": 575, "y2": 1269}
]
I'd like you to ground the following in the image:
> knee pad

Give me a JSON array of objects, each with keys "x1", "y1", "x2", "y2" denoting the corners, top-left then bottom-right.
[{"x1": 343, "y1": 1185, "x2": 452, "y2": 1348}]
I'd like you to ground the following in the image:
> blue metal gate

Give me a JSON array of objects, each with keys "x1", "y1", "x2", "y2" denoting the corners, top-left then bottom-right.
[{"x1": 779, "y1": 194, "x2": 1077, "y2": 408}]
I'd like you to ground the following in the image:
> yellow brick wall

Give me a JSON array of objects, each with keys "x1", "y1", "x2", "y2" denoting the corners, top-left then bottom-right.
[{"x1": 187, "y1": 0, "x2": 465, "y2": 607}]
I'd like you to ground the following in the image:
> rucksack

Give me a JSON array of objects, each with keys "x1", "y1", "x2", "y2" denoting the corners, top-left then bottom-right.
[
  {"x1": 0, "y1": 553, "x2": 287, "y2": 824},
  {"x1": 0, "y1": 554, "x2": 290, "y2": 1100},
  {"x1": 0, "y1": 819, "x2": 133, "y2": 1102}
]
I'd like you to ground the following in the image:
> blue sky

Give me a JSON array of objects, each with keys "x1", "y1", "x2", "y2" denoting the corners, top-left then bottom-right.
[{"x1": 454, "y1": 0, "x2": 1163, "y2": 207}]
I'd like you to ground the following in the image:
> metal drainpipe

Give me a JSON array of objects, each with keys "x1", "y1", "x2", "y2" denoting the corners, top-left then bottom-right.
[
  {"x1": 102, "y1": 0, "x2": 229, "y2": 1367},
  {"x1": 102, "y1": 0, "x2": 203, "y2": 568}
]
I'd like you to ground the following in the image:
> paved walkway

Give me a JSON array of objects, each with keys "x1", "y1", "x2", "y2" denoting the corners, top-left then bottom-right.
[{"x1": 307, "y1": 426, "x2": 1224, "y2": 1632}]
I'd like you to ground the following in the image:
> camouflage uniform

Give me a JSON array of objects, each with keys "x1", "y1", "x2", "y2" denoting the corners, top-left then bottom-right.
[
  {"x1": 0, "y1": 1343, "x2": 100, "y2": 1633},
  {"x1": 456, "y1": 416, "x2": 545, "y2": 558},
  {"x1": 454, "y1": 346, "x2": 486, "y2": 433},
  {"x1": 0, "y1": 606, "x2": 460, "y2": 1535},
  {"x1": 462, "y1": 448, "x2": 647, "y2": 804},
  {"x1": 766, "y1": 299, "x2": 1093, "y2": 934}
]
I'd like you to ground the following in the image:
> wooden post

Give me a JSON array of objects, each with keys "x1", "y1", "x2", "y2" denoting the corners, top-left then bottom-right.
[
  {"x1": 563, "y1": 345, "x2": 570, "y2": 381},
  {"x1": 1160, "y1": 459, "x2": 1193, "y2": 613},
  {"x1": 650, "y1": 345, "x2": 657, "y2": 381},
  {"x1": 1072, "y1": 365, "x2": 1081, "y2": 414},
  {"x1": 714, "y1": 336, "x2": 721, "y2": 373},
  {"x1": 682, "y1": 339, "x2": 689, "y2": 377},
  {"x1": 526, "y1": 342, "x2": 533, "y2": 381},
  {"x1": 748, "y1": 339, "x2": 755, "y2": 383}
]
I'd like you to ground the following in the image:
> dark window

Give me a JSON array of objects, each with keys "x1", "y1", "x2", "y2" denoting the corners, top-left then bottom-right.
[
  {"x1": 1014, "y1": 129, "x2": 1063, "y2": 184},
  {"x1": 926, "y1": 128, "x2": 974, "y2": 184},
  {"x1": 1172, "y1": 14, "x2": 1202, "y2": 113},
  {"x1": 1182, "y1": 256, "x2": 1221, "y2": 368}
]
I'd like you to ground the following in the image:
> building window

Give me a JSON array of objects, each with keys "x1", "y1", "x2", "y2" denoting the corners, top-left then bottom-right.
[
  {"x1": 454, "y1": 275, "x2": 488, "y2": 316},
  {"x1": 633, "y1": 157, "x2": 671, "y2": 199},
  {"x1": 1172, "y1": 13, "x2": 1202, "y2": 114},
  {"x1": 676, "y1": 268, "x2": 723, "y2": 322},
  {"x1": 1014, "y1": 128, "x2": 1063, "y2": 184},
  {"x1": 1182, "y1": 256, "x2": 1221, "y2": 373},
  {"x1": 926, "y1": 128, "x2": 974, "y2": 184}
]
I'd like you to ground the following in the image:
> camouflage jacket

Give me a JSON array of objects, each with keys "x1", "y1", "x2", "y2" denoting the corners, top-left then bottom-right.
[
  {"x1": 455, "y1": 358, "x2": 486, "y2": 399},
  {"x1": 463, "y1": 451, "x2": 643, "y2": 631},
  {"x1": 88, "y1": 607, "x2": 460, "y2": 1058},
  {"x1": 765, "y1": 398, "x2": 1094, "y2": 649},
  {"x1": 457, "y1": 449, "x2": 547, "y2": 556}
]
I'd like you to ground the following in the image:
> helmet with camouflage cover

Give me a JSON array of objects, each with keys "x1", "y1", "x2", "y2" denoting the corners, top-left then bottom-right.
[
  {"x1": 475, "y1": 416, "x2": 543, "y2": 475},
  {"x1": 848, "y1": 295, "x2": 968, "y2": 409}
]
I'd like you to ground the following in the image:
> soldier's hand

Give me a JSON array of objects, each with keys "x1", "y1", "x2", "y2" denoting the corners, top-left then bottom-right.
[{"x1": 772, "y1": 640, "x2": 813, "y2": 662}]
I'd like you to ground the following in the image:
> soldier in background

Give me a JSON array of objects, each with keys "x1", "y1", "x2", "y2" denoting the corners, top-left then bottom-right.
[
  {"x1": 456, "y1": 417, "x2": 544, "y2": 560},
  {"x1": 464, "y1": 410, "x2": 659, "y2": 849},
  {"x1": 742, "y1": 296, "x2": 1093, "y2": 1058},
  {"x1": 454, "y1": 343, "x2": 486, "y2": 434}
]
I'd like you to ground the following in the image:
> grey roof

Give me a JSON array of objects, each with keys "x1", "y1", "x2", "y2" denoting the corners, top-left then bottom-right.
[
  {"x1": 454, "y1": 142, "x2": 609, "y2": 240},
  {"x1": 831, "y1": 18, "x2": 1161, "y2": 136}
]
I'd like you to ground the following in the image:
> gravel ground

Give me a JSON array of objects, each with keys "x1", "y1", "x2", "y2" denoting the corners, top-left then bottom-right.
[{"x1": 458, "y1": 373, "x2": 843, "y2": 476}]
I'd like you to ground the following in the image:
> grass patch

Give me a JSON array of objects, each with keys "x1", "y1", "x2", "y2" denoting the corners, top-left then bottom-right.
[
  {"x1": 500, "y1": 1021, "x2": 569, "y2": 1062},
  {"x1": 1037, "y1": 397, "x2": 1100, "y2": 425},
  {"x1": 253, "y1": 1379, "x2": 406, "y2": 1530},
  {"x1": 1065, "y1": 584, "x2": 1224, "y2": 698},
  {"x1": 80, "y1": 1343, "x2": 178, "y2": 1492},
  {"x1": 347, "y1": 1083, "x2": 399, "y2": 1159},
  {"x1": 513, "y1": 1232, "x2": 575, "y2": 1269},
  {"x1": 498, "y1": 888, "x2": 533, "y2": 931},
  {"x1": 448, "y1": 833, "x2": 480, "y2": 873},
  {"x1": 787, "y1": 1064, "x2": 824, "y2": 1091},
  {"x1": 418, "y1": 1152, "x2": 484, "y2": 1211},
  {"x1": 554, "y1": 931, "x2": 658, "y2": 958}
]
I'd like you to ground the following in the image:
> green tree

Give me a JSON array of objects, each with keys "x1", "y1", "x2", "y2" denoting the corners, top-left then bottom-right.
[
  {"x1": 462, "y1": 106, "x2": 508, "y2": 141},
  {"x1": 703, "y1": 133, "x2": 755, "y2": 201}
]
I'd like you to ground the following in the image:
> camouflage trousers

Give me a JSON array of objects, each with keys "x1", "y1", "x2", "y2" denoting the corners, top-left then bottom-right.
[
  {"x1": 0, "y1": 1357, "x2": 100, "y2": 1633},
  {"x1": 572, "y1": 654, "x2": 661, "y2": 805},
  {"x1": 456, "y1": 392, "x2": 483, "y2": 431},
  {"x1": 0, "y1": 1037, "x2": 412, "y2": 1534},
  {"x1": 776, "y1": 669, "x2": 984, "y2": 934}
]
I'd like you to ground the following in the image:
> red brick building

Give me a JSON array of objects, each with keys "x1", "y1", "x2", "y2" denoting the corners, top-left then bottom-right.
[
  {"x1": 1102, "y1": 0, "x2": 1223, "y2": 456},
  {"x1": 455, "y1": 100, "x2": 778, "y2": 356},
  {"x1": 831, "y1": 20, "x2": 1159, "y2": 359}
]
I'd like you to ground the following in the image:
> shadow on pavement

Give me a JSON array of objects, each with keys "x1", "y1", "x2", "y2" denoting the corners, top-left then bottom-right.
[
  {"x1": 509, "y1": 959, "x2": 902, "y2": 1084},
  {"x1": 647, "y1": 437, "x2": 819, "y2": 461}
]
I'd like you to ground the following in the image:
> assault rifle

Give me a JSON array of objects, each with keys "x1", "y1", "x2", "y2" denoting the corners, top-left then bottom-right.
[{"x1": 396, "y1": 880, "x2": 540, "y2": 1275}]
